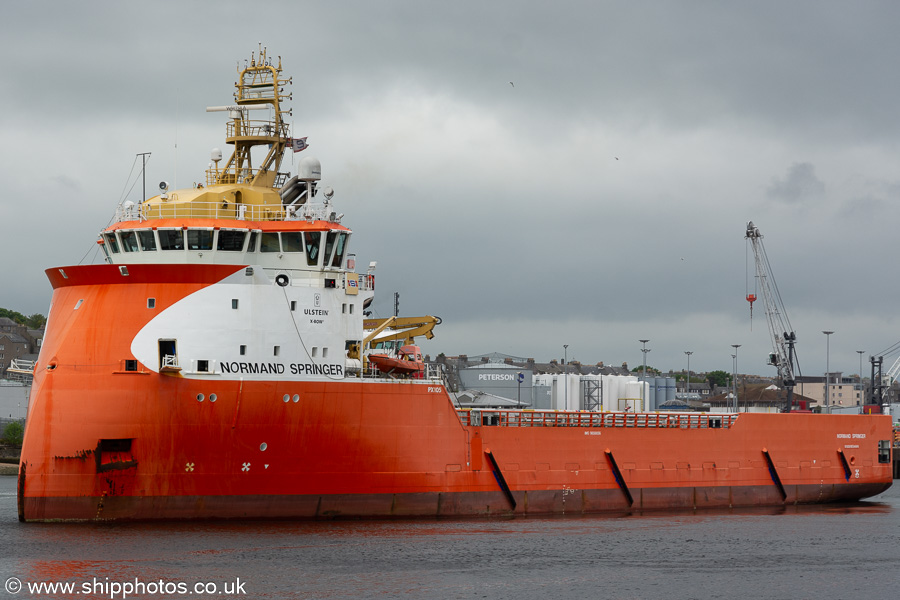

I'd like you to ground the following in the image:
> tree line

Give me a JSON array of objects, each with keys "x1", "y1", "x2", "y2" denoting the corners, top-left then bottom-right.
[
  {"x1": 632, "y1": 365, "x2": 732, "y2": 387},
  {"x1": 0, "y1": 308, "x2": 46, "y2": 329}
]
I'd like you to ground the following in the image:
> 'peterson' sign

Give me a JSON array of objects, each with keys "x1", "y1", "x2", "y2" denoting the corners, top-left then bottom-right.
[{"x1": 478, "y1": 374, "x2": 517, "y2": 381}]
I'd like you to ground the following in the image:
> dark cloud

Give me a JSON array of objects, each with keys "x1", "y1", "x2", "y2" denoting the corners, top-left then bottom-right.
[{"x1": 766, "y1": 163, "x2": 826, "y2": 204}]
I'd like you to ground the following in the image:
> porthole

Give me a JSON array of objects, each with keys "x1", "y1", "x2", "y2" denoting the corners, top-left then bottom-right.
[
  {"x1": 209, "y1": 394, "x2": 217, "y2": 403},
  {"x1": 282, "y1": 394, "x2": 290, "y2": 403},
  {"x1": 196, "y1": 393, "x2": 205, "y2": 402},
  {"x1": 292, "y1": 394, "x2": 300, "y2": 403},
  {"x1": 260, "y1": 443, "x2": 268, "y2": 451}
]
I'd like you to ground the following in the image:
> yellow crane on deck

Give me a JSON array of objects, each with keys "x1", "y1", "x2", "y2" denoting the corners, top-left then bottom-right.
[{"x1": 357, "y1": 316, "x2": 442, "y2": 374}]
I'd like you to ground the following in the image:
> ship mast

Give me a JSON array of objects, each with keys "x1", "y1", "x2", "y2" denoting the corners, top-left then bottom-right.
[{"x1": 208, "y1": 45, "x2": 292, "y2": 188}]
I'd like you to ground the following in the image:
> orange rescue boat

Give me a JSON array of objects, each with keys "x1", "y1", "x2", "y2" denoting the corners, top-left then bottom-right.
[{"x1": 369, "y1": 345, "x2": 425, "y2": 377}]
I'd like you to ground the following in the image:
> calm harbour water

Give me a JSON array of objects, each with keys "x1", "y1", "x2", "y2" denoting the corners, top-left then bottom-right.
[{"x1": 0, "y1": 476, "x2": 897, "y2": 600}]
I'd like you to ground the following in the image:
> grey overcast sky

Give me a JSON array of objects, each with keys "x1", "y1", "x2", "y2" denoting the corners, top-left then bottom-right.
[{"x1": 2, "y1": 1, "x2": 900, "y2": 378}]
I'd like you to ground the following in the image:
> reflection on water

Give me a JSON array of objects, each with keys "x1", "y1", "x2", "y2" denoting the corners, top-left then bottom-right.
[{"x1": 0, "y1": 478, "x2": 896, "y2": 600}]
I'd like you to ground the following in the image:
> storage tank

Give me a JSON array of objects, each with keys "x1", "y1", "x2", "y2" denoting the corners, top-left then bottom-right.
[
  {"x1": 666, "y1": 377, "x2": 676, "y2": 402},
  {"x1": 655, "y1": 377, "x2": 667, "y2": 411},
  {"x1": 622, "y1": 381, "x2": 644, "y2": 412},
  {"x1": 641, "y1": 377, "x2": 653, "y2": 410},
  {"x1": 564, "y1": 374, "x2": 580, "y2": 411},
  {"x1": 605, "y1": 375, "x2": 624, "y2": 410},
  {"x1": 532, "y1": 381, "x2": 552, "y2": 410}
]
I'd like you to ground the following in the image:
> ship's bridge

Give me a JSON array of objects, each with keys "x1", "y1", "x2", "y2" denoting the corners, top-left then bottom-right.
[
  {"x1": 97, "y1": 47, "x2": 369, "y2": 292},
  {"x1": 98, "y1": 196, "x2": 368, "y2": 292}
]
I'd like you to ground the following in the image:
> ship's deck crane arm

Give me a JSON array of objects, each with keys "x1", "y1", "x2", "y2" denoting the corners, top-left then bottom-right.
[{"x1": 362, "y1": 316, "x2": 442, "y2": 346}]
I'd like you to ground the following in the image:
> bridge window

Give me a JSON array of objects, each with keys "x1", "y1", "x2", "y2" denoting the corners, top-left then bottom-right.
[
  {"x1": 305, "y1": 232, "x2": 321, "y2": 266},
  {"x1": 103, "y1": 233, "x2": 120, "y2": 253},
  {"x1": 331, "y1": 232, "x2": 347, "y2": 267},
  {"x1": 246, "y1": 231, "x2": 258, "y2": 252},
  {"x1": 260, "y1": 232, "x2": 281, "y2": 253},
  {"x1": 158, "y1": 229, "x2": 185, "y2": 250},
  {"x1": 187, "y1": 229, "x2": 213, "y2": 250},
  {"x1": 138, "y1": 230, "x2": 157, "y2": 251},
  {"x1": 120, "y1": 231, "x2": 139, "y2": 252},
  {"x1": 324, "y1": 232, "x2": 338, "y2": 266},
  {"x1": 281, "y1": 232, "x2": 303, "y2": 252},
  {"x1": 217, "y1": 229, "x2": 246, "y2": 251}
]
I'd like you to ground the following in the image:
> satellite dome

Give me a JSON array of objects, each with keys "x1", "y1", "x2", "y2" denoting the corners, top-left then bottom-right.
[{"x1": 297, "y1": 156, "x2": 321, "y2": 181}]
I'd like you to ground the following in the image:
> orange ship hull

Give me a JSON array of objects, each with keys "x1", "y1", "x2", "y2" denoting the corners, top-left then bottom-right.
[{"x1": 17, "y1": 265, "x2": 894, "y2": 521}]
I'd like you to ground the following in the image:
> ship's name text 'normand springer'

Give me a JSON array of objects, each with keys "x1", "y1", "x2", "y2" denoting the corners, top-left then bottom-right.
[{"x1": 219, "y1": 361, "x2": 344, "y2": 376}]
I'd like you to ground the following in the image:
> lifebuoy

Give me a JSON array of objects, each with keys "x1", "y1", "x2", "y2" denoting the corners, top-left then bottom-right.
[{"x1": 275, "y1": 274, "x2": 289, "y2": 287}]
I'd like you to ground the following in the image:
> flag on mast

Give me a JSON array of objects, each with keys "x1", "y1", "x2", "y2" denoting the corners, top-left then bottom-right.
[{"x1": 290, "y1": 137, "x2": 308, "y2": 152}]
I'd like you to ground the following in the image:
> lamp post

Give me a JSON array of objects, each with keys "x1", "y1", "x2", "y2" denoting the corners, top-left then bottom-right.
[
  {"x1": 823, "y1": 331, "x2": 833, "y2": 412},
  {"x1": 684, "y1": 351, "x2": 693, "y2": 397},
  {"x1": 640, "y1": 340, "x2": 650, "y2": 409},
  {"x1": 563, "y1": 344, "x2": 568, "y2": 409},
  {"x1": 731, "y1": 344, "x2": 741, "y2": 412},
  {"x1": 857, "y1": 350, "x2": 865, "y2": 405},
  {"x1": 516, "y1": 372, "x2": 523, "y2": 407}
]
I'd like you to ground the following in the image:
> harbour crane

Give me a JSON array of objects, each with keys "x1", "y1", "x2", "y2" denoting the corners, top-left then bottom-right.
[
  {"x1": 867, "y1": 340, "x2": 900, "y2": 406},
  {"x1": 745, "y1": 221, "x2": 800, "y2": 412}
]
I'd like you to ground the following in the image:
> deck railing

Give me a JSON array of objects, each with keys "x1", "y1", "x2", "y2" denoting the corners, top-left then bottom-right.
[
  {"x1": 115, "y1": 200, "x2": 339, "y2": 224},
  {"x1": 7, "y1": 359, "x2": 35, "y2": 374},
  {"x1": 456, "y1": 409, "x2": 739, "y2": 430},
  {"x1": 359, "y1": 362, "x2": 445, "y2": 382}
]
